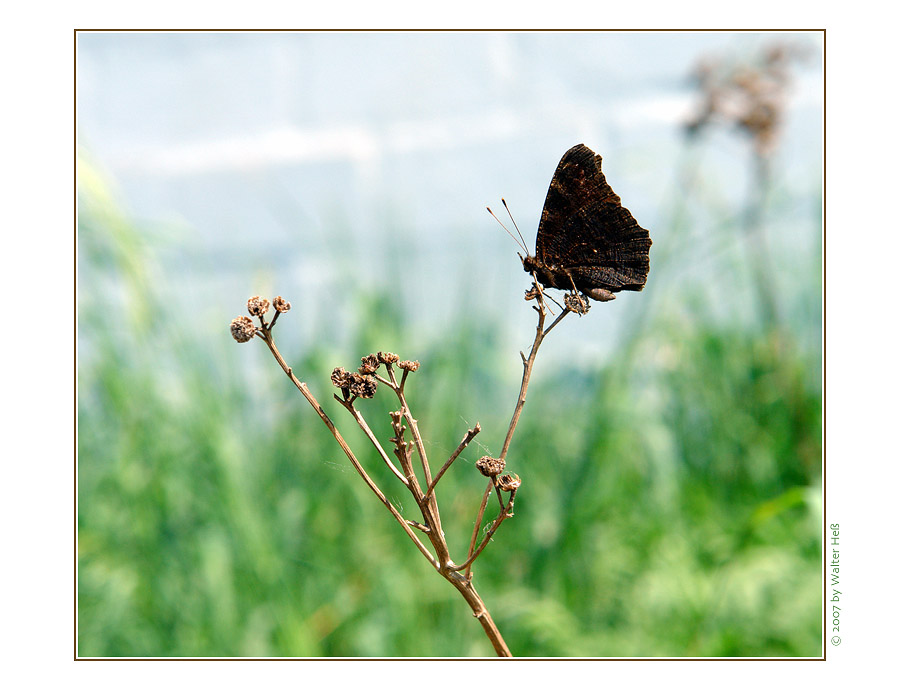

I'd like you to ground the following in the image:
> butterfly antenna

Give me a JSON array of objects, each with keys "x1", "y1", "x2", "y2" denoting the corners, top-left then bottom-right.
[
  {"x1": 486, "y1": 205, "x2": 527, "y2": 254},
  {"x1": 501, "y1": 198, "x2": 530, "y2": 256}
]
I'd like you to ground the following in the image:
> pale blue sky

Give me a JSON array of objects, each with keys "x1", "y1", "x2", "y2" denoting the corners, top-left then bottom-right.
[{"x1": 77, "y1": 31, "x2": 823, "y2": 361}]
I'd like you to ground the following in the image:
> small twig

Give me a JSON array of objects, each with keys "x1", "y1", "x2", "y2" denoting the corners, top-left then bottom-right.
[
  {"x1": 373, "y1": 373, "x2": 398, "y2": 389},
  {"x1": 457, "y1": 287, "x2": 570, "y2": 578},
  {"x1": 335, "y1": 395, "x2": 409, "y2": 486},
  {"x1": 463, "y1": 482, "x2": 493, "y2": 579},
  {"x1": 388, "y1": 365, "x2": 434, "y2": 484},
  {"x1": 543, "y1": 307, "x2": 570, "y2": 337},
  {"x1": 491, "y1": 477, "x2": 506, "y2": 509},
  {"x1": 453, "y1": 494, "x2": 515, "y2": 573},
  {"x1": 499, "y1": 301, "x2": 569, "y2": 461},
  {"x1": 399, "y1": 367, "x2": 411, "y2": 392},
  {"x1": 424, "y1": 423, "x2": 481, "y2": 500},
  {"x1": 388, "y1": 412, "x2": 419, "y2": 488},
  {"x1": 386, "y1": 364, "x2": 446, "y2": 545}
]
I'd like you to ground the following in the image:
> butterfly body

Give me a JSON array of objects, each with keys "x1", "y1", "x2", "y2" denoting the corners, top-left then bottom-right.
[
  {"x1": 523, "y1": 144, "x2": 651, "y2": 302},
  {"x1": 522, "y1": 256, "x2": 618, "y2": 302}
]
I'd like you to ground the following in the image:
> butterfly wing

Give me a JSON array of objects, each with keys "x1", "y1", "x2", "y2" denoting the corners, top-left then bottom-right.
[{"x1": 535, "y1": 144, "x2": 651, "y2": 292}]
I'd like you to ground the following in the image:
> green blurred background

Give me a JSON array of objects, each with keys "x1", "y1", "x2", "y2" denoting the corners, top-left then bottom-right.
[{"x1": 77, "y1": 32, "x2": 822, "y2": 657}]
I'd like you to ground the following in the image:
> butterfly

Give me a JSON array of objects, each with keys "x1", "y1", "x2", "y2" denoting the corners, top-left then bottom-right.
[{"x1": 520, "y1": 144, "x2": 651, "y2": 302}]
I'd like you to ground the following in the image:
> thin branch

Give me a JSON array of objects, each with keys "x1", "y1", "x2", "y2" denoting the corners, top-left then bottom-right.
[
  {"x1": 372, "y1": 372, "x2": 398, "y2": 389},
  {"x1": 406, "y1": 520, "x2": 431, "y2": 533},
  {"x1": 492, "y1": 479, "x2": 506, "y2": 509},
  {"x1": 399, "y1": 367, "x2": 411, "y2": 392},
  {"x1": 386, "y1": 364, "x2": 446, "y2": 548},
  {"x1": 443, "y1": 571, "x2": 512, "y2": 656},
  {"x1": 499, "y1": 301, "x2": 570, "y2": 461},
  {"x1": 543, "y1": 307, "x2": 571, "y2": 337},
  {"x1": 456, "y1": 289, "x2": 568, "y2": 577},
  {"x1": 388, "y1": 365, "x2": 434, "y2": 484},
  {"x1": 387, "y1": 411, "x2": 427, "y2": 509},
  {"x1": 424, "y1": 423, "x2": 481, "y2": 500},
  {"x1": 453, "y1": 491, "x2": 515, "y2": 573},
  {"x1": 335, "y1": 395, "x2": 409, "y2": 486},
  {"x1": 381, "y1": 389, "x2": 456, "y2": 571},
  {"x1": 464, "y1": 482, "x2": 493, "y2": 579}
]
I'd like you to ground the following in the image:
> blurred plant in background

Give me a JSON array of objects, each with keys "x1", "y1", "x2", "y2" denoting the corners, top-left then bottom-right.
[
  {"x1": 684, "y1": 41, "x2": 816, "y2": 333},
  {"x1": 77, "y1": 40, "x2": 821, "y2": 657}
]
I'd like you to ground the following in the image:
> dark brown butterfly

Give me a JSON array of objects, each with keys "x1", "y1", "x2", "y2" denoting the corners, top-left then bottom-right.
[{"x1": 521, "y1": 144, "x2": 651, "y2": 302}]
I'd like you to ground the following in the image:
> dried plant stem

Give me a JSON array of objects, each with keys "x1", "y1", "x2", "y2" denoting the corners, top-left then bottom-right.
[
  {"x1": 500, "y1": 302, "x2": 569, "y2": 460},
  {"x1": 443, "y1": 572, "x2": 510, "y2": 657},
  {"x1": 258, "y1": 330, "x2": 437, "y2": 569},
  {"x1": 463, "y1": 482, "x2": 494, "y2": 579},
  {"x1": 461, "y1": 295, "x2": 568, "y2": 579},
  {"x1": 442, "y1": 294, "x2": 569, "y2": 648},
  {"x1": 386, "y1": 365, "x2": 446, "y2": 538},
  {"x1": 424, "y1": 424, "x2": 481, "y2": 500},
  {"x1": 337, "y1": 397, "x2": 409, "y2": 485},
  {"x1": 343, "y1": 358, "x2": 508, "y2": 654},
  {"x1": 454, "y1": 497, "x2": 514, "y2": 573},
  {"x1": 743, "y1": 154, "x2": 780, "y2": 330},
  {"x1": 245, "y1": 309, "x2": 543, "y2": 657}
]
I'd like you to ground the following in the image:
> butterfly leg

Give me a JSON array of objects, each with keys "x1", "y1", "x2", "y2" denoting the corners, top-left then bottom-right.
[{"x1": 563, "y1": 271, "x2": 591, "y2": 313}]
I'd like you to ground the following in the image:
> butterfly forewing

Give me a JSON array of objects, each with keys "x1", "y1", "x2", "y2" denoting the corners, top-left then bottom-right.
[{"x1": 532, "y1": 144, "x2": 651, "y2": 294}]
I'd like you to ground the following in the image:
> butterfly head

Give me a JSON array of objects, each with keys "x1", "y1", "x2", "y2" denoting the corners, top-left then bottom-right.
[
  {"x1": 522, "y1": 254, "x2": 558, "y2": 281},
  {"x1": 521, "y1": 253, "x2": 560, "y2": 290}
]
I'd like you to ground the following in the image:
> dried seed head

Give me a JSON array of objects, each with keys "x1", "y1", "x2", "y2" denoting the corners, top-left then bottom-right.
[
  {"x1": 524, "y1": 284, "x2": 540, "y2": 301},
  {"x1": 475, "y1": 456, "x2": 506, "y2": 477},
  {"x1": 497, "y1": 473, "x2": 521, "y2": 492},
  {"x1": 397, "y1": 359, "x2": 420, "y2": 372},
  {"x1": 564, "y1": 292, "x2": 591, "y2": 315},
  {"x1": 230, "y1": 316, "x2": 257, "y2": 343},
  {"x1": 331, "y1": 366, "x2": 352, "y2": 389},
  {"x1": 273, "y1": 296, "x2": 291, "y2": 313},
  {"x1": 348, "y1": 373, "x2": 378, "y2": 399},
  {"x1": 377, "y1": 351, "x2": 400, "y2": 365},
  {"x1": 247, "y1": 296, "x2": 270, "y2": 317},
  {"x1": 683, "y1": 45, "x2": 797, "y2": 156},
  {"x1": 359, "y1": 353, "x2": 380, "y2": 375}
]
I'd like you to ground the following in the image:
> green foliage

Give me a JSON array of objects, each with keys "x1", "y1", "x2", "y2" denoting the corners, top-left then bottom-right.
[{"x1": 77, "y1": 155, "x2": 821, "y2": 657}]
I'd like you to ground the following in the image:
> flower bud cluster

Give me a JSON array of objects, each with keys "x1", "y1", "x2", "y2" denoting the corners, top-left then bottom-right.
[
  {"x1": 497, "y1": 473, "x2": 521, "y2": 492},
  {"x1": 475, "y1": 456, "x2": 505, "y2": 477},
  {"x1": 564, "y1": 292, "x2": 591, "y2": 315},
  {"x1": 230, "y1": 295, "x2": 292, "y2": 343},
  {"x1": 247, "y1": 296, "x2": 270, "y2": 317},
  {"x1": 329, "y1": 352, "x2": 421, "y2": 399},
  {"x1": 230, "y1": 316, "x2": 256, "y2": 343}
]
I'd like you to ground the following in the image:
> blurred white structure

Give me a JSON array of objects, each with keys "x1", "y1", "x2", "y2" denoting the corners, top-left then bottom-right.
[{"x1": 77, "y1": 31, "x2": 823, "y2": 360}]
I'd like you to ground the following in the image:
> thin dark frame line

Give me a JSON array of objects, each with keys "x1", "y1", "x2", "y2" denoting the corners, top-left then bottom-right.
[{"x1": 73, "y1": 28, "x2": 827, "y2": 33}]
